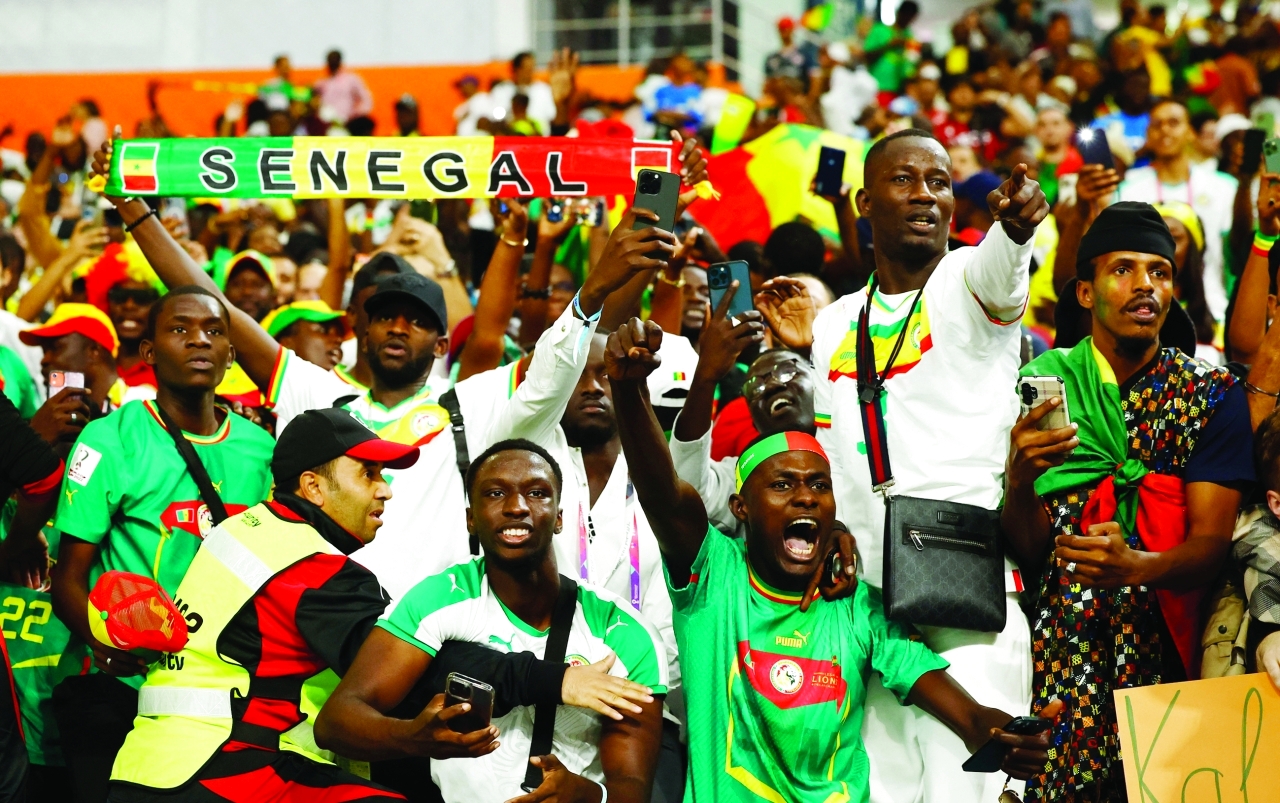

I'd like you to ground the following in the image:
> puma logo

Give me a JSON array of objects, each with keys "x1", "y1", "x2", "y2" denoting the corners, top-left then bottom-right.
[
  {"x1": 448, "y1": 573, "x2": 462, "y2": 594},
  {"x1": 488, "y1": 634, "x2": 516, "y2": 652},
  {"x1": 211, "y1": 480, "x2": 224, "y2": 493},
  {"x1": 775, "y1": 630, "x2": 811, "y2": 649},
  {"x1": 64, "y1": 488, "x2": 78, "y2": 506},
  {"x1": 605, "y1": 615, "x2": 627, "y2": 636}
]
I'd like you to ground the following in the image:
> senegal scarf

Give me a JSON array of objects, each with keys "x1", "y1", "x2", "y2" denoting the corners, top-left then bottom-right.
[{"x1": 1022, "y1": 337, "x2": 1201, "y2": 676}]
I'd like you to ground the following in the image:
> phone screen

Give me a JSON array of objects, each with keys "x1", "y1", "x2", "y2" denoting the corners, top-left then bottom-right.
[{"x1": 814, "y1": 146, "x2": 847, "y2": 197}]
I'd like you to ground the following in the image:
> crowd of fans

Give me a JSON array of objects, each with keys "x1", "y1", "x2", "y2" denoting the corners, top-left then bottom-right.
[{"x1": 4, "y1": 2, "x2": 1280, "y2": 802}]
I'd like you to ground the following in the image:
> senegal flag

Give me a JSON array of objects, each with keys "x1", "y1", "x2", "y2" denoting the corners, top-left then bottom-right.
[{"x1": 120, "y1": 142, "x2": 160, "y2": 193}]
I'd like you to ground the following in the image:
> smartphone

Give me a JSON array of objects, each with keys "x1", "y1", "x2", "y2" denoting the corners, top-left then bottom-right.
[
  {"x1": 631, "y1": 169, "x2": 680, "y2": 234},
  {"x1": 1076, "y1": 127, "x2": 1114, "y2": 169},
  {"x1": 1265, "y1": 138, "x2": 1280, "y2": 175},
  {"x1": 814, "y1": 146, "x2": 847, "y2": 197},
  {"x1": 708, "y1": 260, "x2": 754, "y2": 320},
  {"x1": 962, "y1": 716, "x2": 1051, "y2": 773},
  {"x1": 408, "y1": 199, "x2": 437, "y2": 224},
  {"x1": 48, "y1": 371, "x2": 85, "y2": 394},
  {"x1": 1018, "y1": 376, "x2": 1071, "y2": 431},
  {"x1": 1260, "y1": 112, "x2": 1276, "y2": 137},
  {"x1": 1244, "y1": 128, "x2": 1266, "y2": 175},
  {"x1": 444, "y1": 672, "x2": 494, "y2": 733},
  {"x1": 546, "y1": 199, "x2": 565, "y2": 223},
  {"x1": 497, "y1": 199, "x2": 511, "y2": 216}
]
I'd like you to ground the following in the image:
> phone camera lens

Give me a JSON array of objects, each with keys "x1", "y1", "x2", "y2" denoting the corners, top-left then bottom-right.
[
  {"x1": 638, "y1": 171, "x2": 661, "y2": 195},
  {"x1": 1020, "y1": 383, "x2": 1037, "y2": 407}
]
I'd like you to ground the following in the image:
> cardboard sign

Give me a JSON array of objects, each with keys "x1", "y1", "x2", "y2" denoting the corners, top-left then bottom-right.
[{"x1": 1114, "y1": 673, "x2": 1280, "y2": 802}]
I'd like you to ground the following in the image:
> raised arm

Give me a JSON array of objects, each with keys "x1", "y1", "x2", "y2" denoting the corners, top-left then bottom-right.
[
  {"x1": 813, "y1": 179, "x2": 862, "y2": 272},
  {"x1": 458, "y1": 200, "x2": 530, "y2": 380},
  {"x1": 89, "y1": 135, "x2": 281, "y2": 386},
  {"x1": 17, "y1": 135, "x2": 68, "y2": 271},
  {"x1": 1228, "y1": 174, "x2": 1280, "y2": 364},
  {"x1": 1052, "y1": 164, "x2": 1120, "y2": 293},
  {"x1": 15, "y1": 220, "x2": 108, "y2": 321},
  {"x1": 517, "y1": 203, "x2": 577, "y2": 349},
  {"x1": 318, "y1": 197, "x2": 351, "y2": 312},
  {"x1": 605, "y1": 318, "x2": 710, "y2": 583}
]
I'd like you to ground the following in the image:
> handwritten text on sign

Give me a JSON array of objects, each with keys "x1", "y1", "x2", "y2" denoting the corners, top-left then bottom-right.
[{"x1": 1114, "y1": 673, "x2": 1277, "y2": 803}]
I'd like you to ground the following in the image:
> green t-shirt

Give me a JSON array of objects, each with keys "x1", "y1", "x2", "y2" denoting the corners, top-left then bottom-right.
[
  {"x1": 0, "y1": 345, "x2": 38, "y2": 419},
  {"x1": 669, "y1": 527, "x2": 948, "y2": 803},
  {"x1": 863, "y1": 22, "x2": 914, "y2": 92},
  {"x1": 0, "y1": 502, "x2": 69, "y2": 766},
  {"x1": 379, "y1": 557, "x2": 669, "y2": 801},
  {"x1": 53, "y1": 399, "x2": 274, "y2": 688}
]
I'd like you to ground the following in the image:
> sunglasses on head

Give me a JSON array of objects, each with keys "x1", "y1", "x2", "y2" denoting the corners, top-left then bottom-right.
[{"x1": 107, "y1": 286, "x2": 160, "y2": 306}]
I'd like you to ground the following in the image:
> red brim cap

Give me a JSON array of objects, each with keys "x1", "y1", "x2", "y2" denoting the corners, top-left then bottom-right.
[
  {"x1": 20, "y1": 318, "x2": 118, "y2": 356},
  {"x1": 346, "y1": 438, "x2": 420, "y2": 470}
]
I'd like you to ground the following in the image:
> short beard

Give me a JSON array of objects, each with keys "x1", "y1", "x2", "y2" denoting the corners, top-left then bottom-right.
[
  {"x1": 1115, "y1": 332, "x2": 1159, "y2": 361},
  {"x1": 563, "y1": 418, "x2": 618, "y2": 449},
  {"x1": 367, "y1": 346, "x2": 434, "y2": 388}
]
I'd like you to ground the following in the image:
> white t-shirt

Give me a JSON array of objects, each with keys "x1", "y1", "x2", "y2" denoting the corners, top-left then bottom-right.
[
  {"x1": 1117, "y1": 163, "x2": 1237, "y2": 323},
  {"x1": 379, "y1": 558, "x2": 669, "y2": 803},
  {"x1": 0, "y1": 311, "x2": 44, "y2": 399},
  {"x1": 265, "y1": 305, "x2": 596, "y2": 598},
  {"x1": 549, "y1": 447, "x2": 680, "y2": 690},
  {"x1": 811, "y1": 225, "x2": 1032, "y2": 588}
]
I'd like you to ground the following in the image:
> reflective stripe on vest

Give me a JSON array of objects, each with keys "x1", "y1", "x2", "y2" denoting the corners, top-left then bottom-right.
[
  {"x1": 137, "y1": 686, "x2": 231, "y2": 718},
  {"x1": 109, "y1": 503, "x2": 342, "y2": 789}
]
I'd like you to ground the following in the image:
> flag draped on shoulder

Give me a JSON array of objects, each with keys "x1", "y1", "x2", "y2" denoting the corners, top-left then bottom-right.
[{"x1": 104, "y1": 136, "x2": 682, "y2": 200}]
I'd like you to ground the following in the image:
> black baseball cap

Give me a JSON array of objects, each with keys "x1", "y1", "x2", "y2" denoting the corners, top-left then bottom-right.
[
  {"x1": 363, "y1": 272, "x2": 448, "y2": 333},
  {"x1": 272, "y1": 408, "x2": 420, "y2": 483},
  {"x1": 352, "y1": 252, "x2": 414, "y2": 297}
]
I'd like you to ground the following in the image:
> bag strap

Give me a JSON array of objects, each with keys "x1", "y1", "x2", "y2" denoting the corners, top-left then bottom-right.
[
  {"x1": 855, "y1": 281, "x2": 923, "y2": 495},
  {"x1": 153, "y1": 403, "x2": 229, "y2": 525},
  {"x1": 439, "y1": 388, "x2": 478, "y2": 555},
  {"x1": 522, "y1": 575, "x2": 578, "y2": 792}
]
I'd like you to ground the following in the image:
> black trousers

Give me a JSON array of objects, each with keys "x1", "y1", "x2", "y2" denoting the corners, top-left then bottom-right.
[
  {"x1": 107, "y1": 748, "x2": 403, "y2": 802},
  {"x1": 51, "y1": 674, "x2": 138, "y2": 803}
]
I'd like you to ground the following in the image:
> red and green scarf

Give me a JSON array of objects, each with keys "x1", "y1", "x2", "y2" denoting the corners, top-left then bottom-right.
[{"x1": 1023, "y1": 337, "x2": 1202, "y2": 677}]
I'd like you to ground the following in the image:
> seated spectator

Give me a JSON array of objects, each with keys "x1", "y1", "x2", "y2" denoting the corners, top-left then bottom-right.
[
  {"x1": 1237, "y1": 411, "x2": 1280, "y2": 688},
  {"x1": 216, "y1": 250, "x2": 277, "y2": 323},
  {"x1": 315, "y1": 440, "x2": 668, "y2": 803},
  {"x1": 606, "y1": 318, "x2": 1060, "y2": 803},
  {"x1": 1036, "y1": 105, "x2": 1083, "y2": 208},
  {"x1": 1006, "y1": 202, "x2": 1254, "y2": 802}
]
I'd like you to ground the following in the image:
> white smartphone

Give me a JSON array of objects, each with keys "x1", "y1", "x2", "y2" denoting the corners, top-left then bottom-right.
[
  {"x1": 1018, "y1": 375, "x2": 1071, "y2": 431},
  {"x1": 48, "y1": 370, "x2": 85, "y2": 394}
]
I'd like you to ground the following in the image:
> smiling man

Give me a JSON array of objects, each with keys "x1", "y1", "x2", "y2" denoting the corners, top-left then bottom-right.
[
  {"x1": 315, "y1": 439, "x2": 668, "y2": 803},
  {"x1": 809, "y1": 128, "x2": 1049, "y2": 803},
  {"x1": 605, "y1": 319, "x2": 1060, "y2": 803},
  {"x1": 1004, "y1": 202, "x2": 1254, "y2": 802},
  {"x1": 48, "y1": 287, "x2": 275, "y2": 802}
]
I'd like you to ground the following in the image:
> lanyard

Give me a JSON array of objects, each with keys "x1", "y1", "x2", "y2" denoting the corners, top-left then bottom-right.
[
  {"x1": 577, "y1": 479, "x2": 641, "y2": 610},
  {"x1": 855, "y1": 280, "x2": 924, "y2": 494}
]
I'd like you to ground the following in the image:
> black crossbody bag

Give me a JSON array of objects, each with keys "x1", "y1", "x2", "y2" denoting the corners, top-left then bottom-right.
[
  {"x1": 521, "y1": 576, "x2": 578, "y2": 792},
  {"x1": 154, "y1": 404, "x2": 229, "y2": 526},
  {"x1": 854, "y1": 283, "x2": 1006, "y2": 633}
]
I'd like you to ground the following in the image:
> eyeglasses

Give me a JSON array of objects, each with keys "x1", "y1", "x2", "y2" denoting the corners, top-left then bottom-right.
[
  {"x1": 743, "y1": 363, "x2": 802, "y2": 400},
  {"x1": 107, "y1": 286, "x2": 160, "y2": 306}
]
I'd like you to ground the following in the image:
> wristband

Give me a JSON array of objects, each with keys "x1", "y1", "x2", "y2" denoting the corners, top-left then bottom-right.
[
  {"x1": 655, "y1": 272, "x2": 685, "y2": 288},
  {"x1": 572, "y1": 292, "x2": 601, "y2": 323},
  {"x1": 519, "y1": 282, "x2": 551, "y2": 300},
  {"x1": 124, "y1": 207, "x2": 159, "y2": 232},
  {"x1": 594, "y1": 780, "x2": 607, "y2": 803}
]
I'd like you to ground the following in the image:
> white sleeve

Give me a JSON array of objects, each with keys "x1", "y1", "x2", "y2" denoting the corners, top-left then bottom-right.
[
  {"x1": 811, "y1": 301, "x2": 852, "y2": 522},
  {"x1": 669, "y1": 421, "x2": 740, "y2": 536},
  {"x1": 456, "y1": 304, "x2": 596, "y2": 451},
  {"x1": 265, "y1": 347, "x2": 356, "y2": 425},
  {"x1": 959, "y1": 223, "x2": 1034, "y2": 326}
]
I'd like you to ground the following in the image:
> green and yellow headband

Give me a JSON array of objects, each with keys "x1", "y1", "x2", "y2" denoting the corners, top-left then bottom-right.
[{"x1": 734, "y1": 431, "x2": 829, "y2": 492}]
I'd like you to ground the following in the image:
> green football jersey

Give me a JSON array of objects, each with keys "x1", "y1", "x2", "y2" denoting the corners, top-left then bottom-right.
[
  {"x1": 380, "y1": 557, "x2": 669, "y2": 802},
  {"x1": 0, "y1": 345, "x2": 38, "y2": 419},
  {"x1": 669, "y1": 527, "x2": 948, "y2": 803},
  {"x1": 0, "y1": 501, "x2": 70, "y2": 766},
  {"x1": 53, "y1": 399, "x2": 274, "y2": 689}
]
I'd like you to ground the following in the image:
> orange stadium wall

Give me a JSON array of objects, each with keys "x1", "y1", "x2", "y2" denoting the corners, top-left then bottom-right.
[{"x1": 0, "y1": 62, "x2": 676, "y2": 150}]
